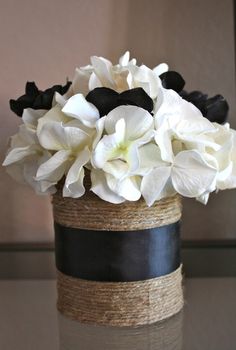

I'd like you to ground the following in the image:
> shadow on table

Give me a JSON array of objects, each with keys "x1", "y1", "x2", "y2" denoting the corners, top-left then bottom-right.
[{"x1": 58, "y1": 311, "x2": 183, "y2": 350}]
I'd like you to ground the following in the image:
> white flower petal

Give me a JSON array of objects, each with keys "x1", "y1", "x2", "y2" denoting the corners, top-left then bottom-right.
[
  {"x1": 24, "y1": 153, "x2": 56, "y2": 195},
  {"x1": 112, "y1": 69, "x2": 130, "y2": 92},
  {"x1": 22, "y1": 108, "x2": 46, "y2": 129},
  {"x1": 88, "y1": 72, "x2": 102, "y2": 91},
  {"x1": 132, "y1": 64, "x2": 160, "y2": 99},
  {"x1": 3, "y1": 145, "x2": 37, "y2": 166},
  {"x1": 92, "y1": 131, "x2": 122, "y2": 169},
  {"x1": 154, "y1": 129, "x2": 174, "y2": 163},
  {"x1": 210, "y1": 125, "x2": 234, "y2": 171},
  {"x1": 129, "y1": 59, "x2": 137, "y2": 65},
  {"x1": 196, "y1": 192, "x2": 210, "y2": 205},
  {"x1": 217, "y1": 128, "x2": 236, "y2": 189},
  {"x1": 38, "y1": 181, "x2": 57, "y2": 194},
  {"x1": 62, "y1": 94, "x2": 99, "y2": 128},
  {"x1": 36, "y1": 149, "x2": 71, "y2": 183},
  {"x1": 119, "y1": 51, "x2": 130, "y2": 66},
  {"x1": 18, "y1": 124, "x2": 38, "y2": 144},
  {"x1": 9, "y1": 129, "x2": 27, "y2": 148},
  {"x1": 126, "y1": 143, "x2": 140, "y2": 172},
  {"x1": 179, "y1": 133, "x2": 220, "y2": 152},
  {"x1": 38, "y1": 121, "x2": 90, "y2": 151},
  {"x1": 105, "y1": 105, "x2": 153, "y2": 141},
  {"x1": 64, "y1": 119, "x2": 95, "y2": 138},
  {"x1": 63, "y1": 148, "x2": 90, "y2": 198},
  {"x1": 172, "y1": 150, "x2": 217, "y2": 197},
  {"x1": 90, "y1": 169, "x2": 125, "y2": 204},
  {"x1": 155, "y1": 87, "x2": 215, "y2": 135},
  {"x1": 154, "y1": 87, "x2": 178, "y2": 116},
  {"x1": 153, "y1": 63, "x2": 169, "y2": 76},
  {"x1": 115, "y1": 118, "x2": 126, "y2": 143},
  {"x1": 93, "y1": 116, "x2": 105, "y2": 149},
  {"x1": 37, "y1": 104, "x2": 68, "y2": 133},
  {"x1": 217, "y1": 162, "x2": 233, "y2": 189},
  {"x1": 141, "y1": 166, "x2": 172, "y2": 206},
  {"x1": 138, "y1": 143, "x2": 164, "y2": 175},
  {"x1": 54, "y1": 92, "x2": 67, "y2": 107},
  {"x1": 106, "y1": 174, "x2": 141, "y2": 201},
  {"x1": 71, "y1": 67, "x2": 91, "y2": 95},
  {"x1": 103, "y1": 159, "x2": 129, "y2": 179},
  {"x1": 90, "y1": 56, "x2": 114, "y2": 88}
]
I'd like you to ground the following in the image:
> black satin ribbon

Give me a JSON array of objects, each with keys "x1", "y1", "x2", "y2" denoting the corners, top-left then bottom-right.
[{"x1": 55, "y1": 221, "x2": 181, "y2": 282}]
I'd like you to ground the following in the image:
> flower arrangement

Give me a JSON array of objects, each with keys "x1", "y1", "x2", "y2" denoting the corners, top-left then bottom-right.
[
  {"x1": 4, "y1": 52, "x2": 234, "y2": 327},
  {"x1": 3, "y1": 51, "x2": 235, "y2": 206}
]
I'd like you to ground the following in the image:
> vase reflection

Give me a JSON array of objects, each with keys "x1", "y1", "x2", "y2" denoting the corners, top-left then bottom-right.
[{"x1": 58, "y1": 310, "x2": 183, "y2": 350}]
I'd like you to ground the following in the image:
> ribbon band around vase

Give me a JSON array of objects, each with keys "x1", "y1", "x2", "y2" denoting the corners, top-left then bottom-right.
[
  {"x1": 55, "y1": 222, "x2": 181, "y2": 282},
  {"x1": 53, "y1": 192, "x2": 183, "y2": 326}
]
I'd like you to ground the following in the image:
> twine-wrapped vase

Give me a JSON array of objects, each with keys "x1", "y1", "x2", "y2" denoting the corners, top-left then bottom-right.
[{"x1": 53, "y1": 181, "x2": 183, "y2": 327}]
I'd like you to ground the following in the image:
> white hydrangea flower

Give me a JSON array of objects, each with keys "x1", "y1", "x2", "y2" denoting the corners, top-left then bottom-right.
[
  {"x1": 3, "y1": 94, "x2": 101, "y2": 198},
  {"x1": 37, "y1": 93, "x2": 100, "y2": 133},
  {"x1": 34, "y1": 93, "x2": 100, "y2": 197},
  {"x1": 70, "y1": 51, "x2": 166, "y2": 99},
  {"x1": 209, "y1": 124, "x2": 236, "y2": 189},
  {"x1": 154, "y1": 87, "x2": 220, "y2": 163},
  {"x1": 2, "y1": 108, "x2": 55, "y2": 194},
  {"x1": 224, "y1": 128, "x2": 236, "y2": 188},
  {"x1": 3, "y1": 54, "x2": 236, "y2": 206},
  {"x1": 91, "y1": 105, "x2": 155, "y2": 203},
  {"x1": 196, "y1": 124, "x2": 236, "y2": 203},
  {"x1": 36, "y1": 120, "x2": 92, "y2": 198},
  {"x1": 141, "y1": 149, "x2": 218, "y2": 206}
]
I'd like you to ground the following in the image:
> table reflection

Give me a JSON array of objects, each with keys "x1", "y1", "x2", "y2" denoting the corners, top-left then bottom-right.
[{"x1": 58, "y1": 311, "x2": 183, "y2": 350}]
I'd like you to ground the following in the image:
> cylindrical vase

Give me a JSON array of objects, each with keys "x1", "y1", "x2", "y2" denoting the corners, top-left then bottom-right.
[{"x1": 53, "y1": 187, "x2": 183, "y2": 327}]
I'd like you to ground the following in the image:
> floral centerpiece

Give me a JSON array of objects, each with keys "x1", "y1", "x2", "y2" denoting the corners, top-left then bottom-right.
[{"x1": 3, "y1": 52, "x2": 235, "y2": 327}]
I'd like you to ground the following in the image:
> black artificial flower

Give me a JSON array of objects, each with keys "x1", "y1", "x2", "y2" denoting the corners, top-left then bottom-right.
[
  {"x1": 180, "y1": 90, "x2": 229, "y2": 124},
  {"x1": 86, "y1": 87, "x2": 154, "y2": 116},
  {"x1": 159, "y1": 70, "x2": 229, "y2": 124},
  {"x1": 10, "y1": 81, "x2": 72, "y2": 117},
  {"x1": 159, "y1": 71, "x2": 185, "y2": 93}
]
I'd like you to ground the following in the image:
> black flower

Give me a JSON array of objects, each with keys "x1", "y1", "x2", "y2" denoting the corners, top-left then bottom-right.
[
  {"x1": 160, "y1": 71, "x2": 185, "y2": 93},
  {"x1": 159, "y1": 71, "x2": 229, "y2": 124},
  {"x1": 86, "y1": 87, "x2": 153, "y2": 116},
  {"x1": 180, "y1": 90, "x2": 229, "y2": 124},
  {"x1": 10, "y1": 81, "x2": 72, "y2": 117}
]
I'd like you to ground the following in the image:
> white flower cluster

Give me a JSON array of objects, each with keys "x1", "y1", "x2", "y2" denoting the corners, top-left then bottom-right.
[{"x1": 3, "y1": 52, "x2": 236, "y2": 205}]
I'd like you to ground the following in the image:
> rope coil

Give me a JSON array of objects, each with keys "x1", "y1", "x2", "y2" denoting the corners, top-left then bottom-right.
[
  {"x1": 57, "y1": 266, "x2": 183, "y2": 327},
  {"x1": 53, "y1": 191, "x2": 182, "y2": 231}
]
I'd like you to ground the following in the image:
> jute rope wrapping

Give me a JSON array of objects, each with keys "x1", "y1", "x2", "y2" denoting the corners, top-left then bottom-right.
[
  {"x1": 53, "y1": 180, "x2": 183, "y2": 326},
  {"x1": 53, "y1": 192, "x2": 182, "y2": 231},
  {"x1": 57, "y1": 266, "x2": 183, "y2": 327}
]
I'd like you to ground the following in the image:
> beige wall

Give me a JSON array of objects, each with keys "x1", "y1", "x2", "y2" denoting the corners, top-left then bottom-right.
[{"x1": 0, "y1": 0, "x2": 235, "y2": 243}]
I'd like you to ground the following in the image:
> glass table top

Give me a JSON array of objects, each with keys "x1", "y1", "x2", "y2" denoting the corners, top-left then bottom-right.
[{"x1": 0, "y1": 277, "x2": 235, "y2": 350}]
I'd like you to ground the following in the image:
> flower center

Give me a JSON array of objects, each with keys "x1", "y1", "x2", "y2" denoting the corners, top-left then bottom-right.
[{"x1": 111, "y1": 142, "x2": 130, "y2": 161}]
